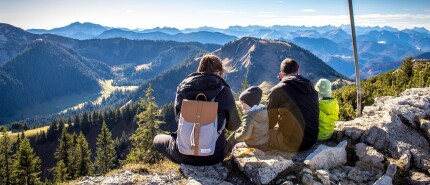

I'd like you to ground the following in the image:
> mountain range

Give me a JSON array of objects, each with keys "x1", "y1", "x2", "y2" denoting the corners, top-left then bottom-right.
[
  {"x1": 24, "y1": 22, "x2": 430, "y2": 78},
  {"x1": 1, "y1": 22, "x2": 430, "y2": 125},
  {"x1": 135, "y1": 37, "x2": 344, "y2": 106},
  {"x1": 0, "y1": 23, "x2": 219, "y2": 124}
]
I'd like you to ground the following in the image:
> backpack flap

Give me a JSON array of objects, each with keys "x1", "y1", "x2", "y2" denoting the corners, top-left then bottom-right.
[{"x1": 181, "y1": 100, "x2": 218, "y2": 124}]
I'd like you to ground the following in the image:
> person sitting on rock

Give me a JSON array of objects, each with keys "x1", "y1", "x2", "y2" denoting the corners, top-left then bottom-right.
[
  {"x1": 267, "y1": 58, "x2": 319, "y2": 152},
  {"x1": 232, "y1": 86, "x2": 269, "y2": 152},
  {"x1": 152, "y1": 54, "x2": 240, "y2": 166},
  {"x1": 314, "y1": 78, "x2": 339, "y2": 141}
]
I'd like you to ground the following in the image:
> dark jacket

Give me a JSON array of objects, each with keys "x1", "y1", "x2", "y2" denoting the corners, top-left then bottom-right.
[
  {"x1": 267, "y1": 75, "x2": 319, "y2": 151},
  {"x1": 174, "y1": 72, "x2": 241, "y2": 165}
]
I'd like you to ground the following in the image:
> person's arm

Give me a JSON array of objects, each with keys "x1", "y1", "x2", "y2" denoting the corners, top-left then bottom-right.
[
  {"x1": 234, "y1": 114, "x2": 254, "y2": 141},
  {"x1": 267, "y1": 88, "x2": 281, "y2": 129},
  {"x1": 174, "y1": 87, "x2": 183, "y2": 122},
  {"x1": 219, "y1": 87, "x2": 241, "y2": 131}
]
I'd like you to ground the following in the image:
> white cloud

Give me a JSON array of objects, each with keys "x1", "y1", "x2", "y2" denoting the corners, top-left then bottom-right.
[
  {"x1": 301, "y1": 9, "x2": 316, "y2": 13},
  {"x1": 424, "y1": 9, "x2": 430, "y2": 12}
]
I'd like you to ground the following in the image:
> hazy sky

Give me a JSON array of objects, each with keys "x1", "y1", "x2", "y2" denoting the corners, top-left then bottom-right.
[{"x1": 1, "y1": 0, "x2": 429, "y2": 30}]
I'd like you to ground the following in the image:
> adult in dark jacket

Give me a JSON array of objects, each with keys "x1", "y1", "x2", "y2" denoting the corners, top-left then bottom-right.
[
  {"x1": 153, "y1": 54, "x2": 241, "y2": 166},
  {"x1": 267, "y1": 58, "x2": 319, "y2": 152}
]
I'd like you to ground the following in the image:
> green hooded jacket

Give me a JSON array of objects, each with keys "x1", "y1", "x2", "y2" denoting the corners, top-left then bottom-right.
[{"x1": 318, "y1": 98, "x2": 339, "y2": 141}]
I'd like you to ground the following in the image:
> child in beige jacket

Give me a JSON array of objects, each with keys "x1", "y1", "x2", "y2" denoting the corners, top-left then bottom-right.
[{"x1": 233, "y1": 86, "x2": 269, "y2": 152}]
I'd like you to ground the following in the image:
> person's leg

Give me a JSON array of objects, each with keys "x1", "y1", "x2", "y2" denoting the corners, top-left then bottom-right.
[
  {"x1": 269, "y1": 129, "x2": 299, "y2": 152},
  {"x1": 226, "y1": 132, "x2": 238, "y2": 153},
  {"x1": 269, "y1": 128, "x2": 282, "y2": 150},
  {"x1": 153, "y1": 134, "x2": 182, "y2": 163}
]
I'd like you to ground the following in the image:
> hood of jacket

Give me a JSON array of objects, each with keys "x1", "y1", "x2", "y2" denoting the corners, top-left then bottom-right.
[
  {"x1": 178, "y1": 72, "x2": 230, "y2": 100},
  {"x1": 281, "y1": 75, "x2": 315, "y2": 94}
]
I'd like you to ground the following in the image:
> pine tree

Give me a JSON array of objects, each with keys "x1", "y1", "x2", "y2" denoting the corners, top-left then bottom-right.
[
  {"x1": 126, "y1": 86, "x2": 163, "y2": 164},
  {"x1": 16, "y1": 133, "x2": 21, "y2": 146},
  {"x1": 11, "y1": 138, "x2": 41, "y2": 185},
  {"x1": 68, "y1": 133, "x2": 78, "y2": 179},
  {"x1": 47, "y1": 120, "x2": 58, "y2": 141},
  {"x1": 241, "y1": 77, "x2": 250, "y2": 91},
  {"x1": 75, "y1": 132, "x2": 93, "y2": 177},
  {"x1": 74, "y1": 114, "x2": 81, "y2": 130},
  {"x1": 53, "y1": 160, "x2": 67, "y2": 183},
  {"x1": 80, "y1": 112, "x2": 90, "y2": 135},
  {"x1": 400, "y1": 57, "x2": 414, "y2": 77},
  {"x1": 95, "y1": 122, "x2": 116, "y2": 175},
  {"x1": 54, "y1": 127, "x2": 75, "y2": 180},
  {"x1": 20, "y1": 130, "x2": 25, "y2": 139},
  {"x1": 0, "y1": 130, "x2": 13, "y2": 185}
]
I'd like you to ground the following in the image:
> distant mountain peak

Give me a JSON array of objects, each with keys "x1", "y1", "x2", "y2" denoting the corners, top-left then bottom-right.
[
  {"x1": 411, "y1": 27, "x2": 430, "y2": 34},
  {"x1": 213, "y1": 36, "x2": 343, "y2": 91}
]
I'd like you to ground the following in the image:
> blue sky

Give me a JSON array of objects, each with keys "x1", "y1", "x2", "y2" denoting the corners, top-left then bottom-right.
[{"x1": 1, "y1": 0, "x2": 429, "y2": 30}]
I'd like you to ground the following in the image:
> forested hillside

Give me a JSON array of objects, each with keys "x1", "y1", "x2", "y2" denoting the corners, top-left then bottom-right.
[
  {"x1": 0, "y1": 40, "x2": 111, "y2": 123},
  {"x1": 333, "y1": 57, "x2": 430, "y2": 120}
]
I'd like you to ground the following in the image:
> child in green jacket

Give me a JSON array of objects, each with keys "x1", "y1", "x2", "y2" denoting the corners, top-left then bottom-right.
[{"x1": 315, "y1": 79, "x2": 339, "y2": 141}]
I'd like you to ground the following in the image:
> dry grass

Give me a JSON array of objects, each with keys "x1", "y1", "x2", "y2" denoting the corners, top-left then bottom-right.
[
  {"x1": 1, "y1": 124, "x2": 69, "y2": 143},
  {"x1": 0, "y1": 126, "x2": 49, "y2": 143},
  {"x1": 107, "y1": 160, "x2": 180, "y2": 176}
]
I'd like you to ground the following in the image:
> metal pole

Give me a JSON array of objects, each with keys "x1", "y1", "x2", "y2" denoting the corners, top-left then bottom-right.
[{"x1": 348, "y1": 0, "x2": 362, "y2": 117}]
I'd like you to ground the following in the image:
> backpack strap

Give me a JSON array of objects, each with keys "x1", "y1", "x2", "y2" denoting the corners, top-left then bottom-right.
[
  {"x1": 211, "y1": 86, "x2": 225, "y2": 102},
  {"x1": 212, "y1": 86, "x2": 226, "y2": 134}
]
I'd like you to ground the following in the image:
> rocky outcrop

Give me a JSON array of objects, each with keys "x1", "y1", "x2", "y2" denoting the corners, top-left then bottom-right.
[
  {"x1": 180, "y1": 163, "x2": 231, "y2": 185},
  {"x1": 304, "y1": 141, "x2": 347, "y2": 170},
  {"x1": 336, "y1": 87, "x2": 430, "y2": 184},
  {"x1": 75, "y1": 170, "x2": 182, "y2": 185},
  {"x1": 75, "y1": 87, "x2": 430, "y2": 185}
]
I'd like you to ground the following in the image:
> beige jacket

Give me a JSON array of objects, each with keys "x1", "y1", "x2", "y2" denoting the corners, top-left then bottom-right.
[{"x1": 234, "y1": 107, "x2": 269, "y2": 146}]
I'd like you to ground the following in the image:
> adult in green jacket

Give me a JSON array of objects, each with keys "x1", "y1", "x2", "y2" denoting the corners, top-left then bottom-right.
[{"x1": 315, "y1": 79, "x2": 339, "y2": 141}]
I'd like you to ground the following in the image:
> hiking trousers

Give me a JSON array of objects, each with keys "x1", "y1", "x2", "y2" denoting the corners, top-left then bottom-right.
[{"x1": 153, "y1": 133, "x2": 227, "y2": 166}]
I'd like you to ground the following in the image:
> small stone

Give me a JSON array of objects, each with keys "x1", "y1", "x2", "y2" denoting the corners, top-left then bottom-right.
[
  {"x1": 385, "y1": 163, "x2": 397, "y2": 178},
  {"x1": 304, "y1": 141, "x2": 347, "y2": 170},
  {"x1": 355, "y1": 143, "x2": 384, "y2": 164},
  {"x1": 373, "y1": 163, "x2": 397, "y2": 185},
  {"x1": 373, "y1": 175, "x2": 393, "y2": 185},
  {"x1": 409, "y1": 171, "x2": 430, "y2": 185},
  {"x1": 316, "y1": 170, "x2": 330, "y2": 185},
  {"x1": 233, "y1": 149, "x2": 294, "y2": 184},
  {"x1": 281, "y1": 181, "x2": 294, "y2": 185}
]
